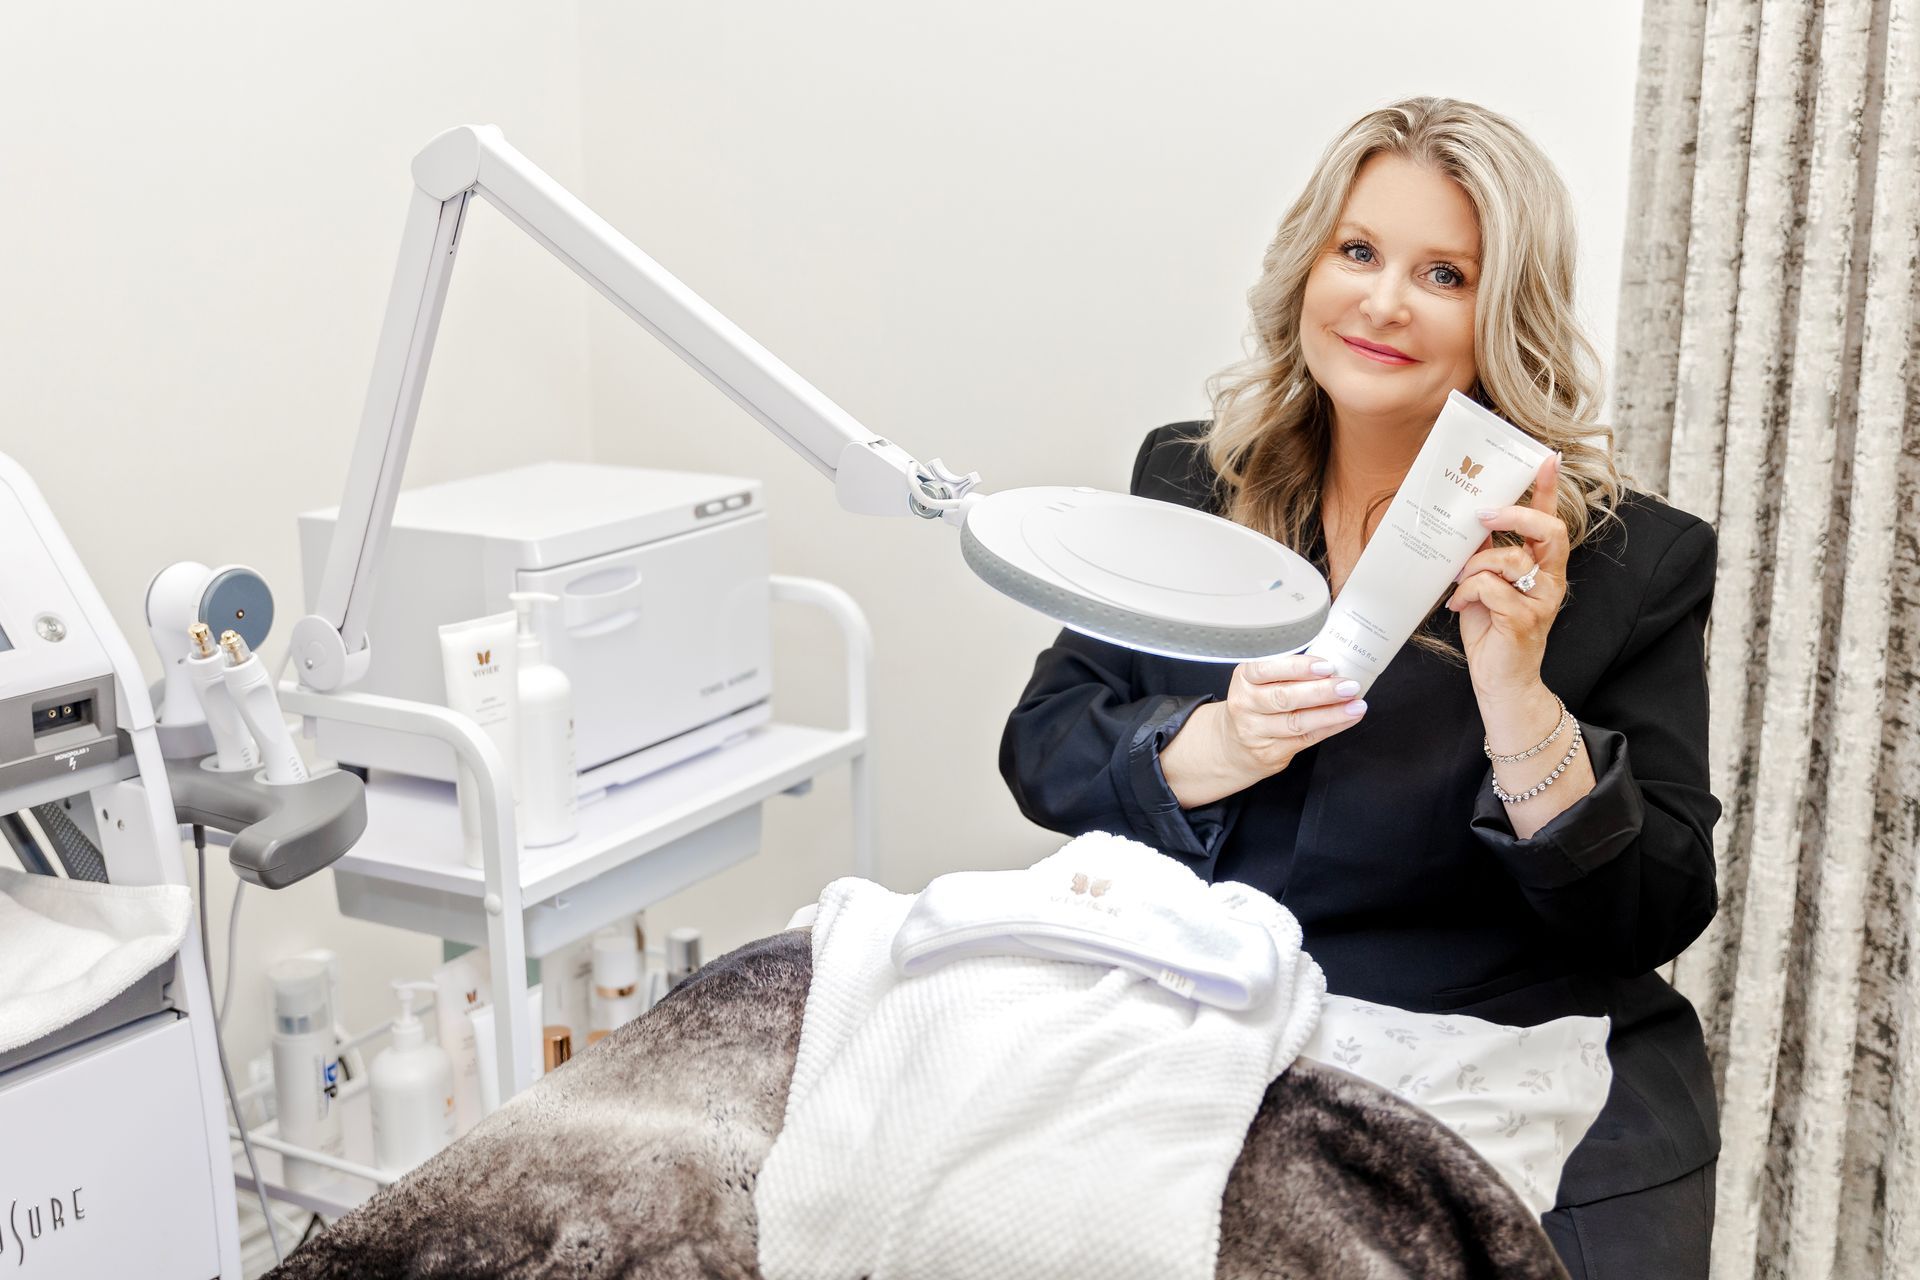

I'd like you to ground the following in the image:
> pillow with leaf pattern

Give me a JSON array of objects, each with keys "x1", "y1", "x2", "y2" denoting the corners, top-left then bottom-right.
[{"x1": 1299, "y1": 994, "x2": 1611, "y2": 1215}]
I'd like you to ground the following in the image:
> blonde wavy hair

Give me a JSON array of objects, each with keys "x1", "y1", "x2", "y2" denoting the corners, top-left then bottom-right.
[{"x1": 1205, "y1": 97, "x2": 1626, "y2": 646}]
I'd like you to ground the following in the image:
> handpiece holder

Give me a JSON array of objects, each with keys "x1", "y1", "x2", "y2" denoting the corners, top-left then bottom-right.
[
  {"x1": 166, "y1": 761, "x2": 367, "y2": 889},
  {"x1": 293, "y1": 124, "x2": 980, "y2": 694}
]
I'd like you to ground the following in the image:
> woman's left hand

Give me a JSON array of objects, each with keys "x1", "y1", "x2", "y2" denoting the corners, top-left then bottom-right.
[{"x1": 1446, "y1": 451, "x2": 1567, "y2": 705}]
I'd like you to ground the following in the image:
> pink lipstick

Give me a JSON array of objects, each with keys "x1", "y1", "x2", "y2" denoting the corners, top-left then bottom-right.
[{"x1": 1339, "y1": 334, "x2": 1418, "y2": 365}]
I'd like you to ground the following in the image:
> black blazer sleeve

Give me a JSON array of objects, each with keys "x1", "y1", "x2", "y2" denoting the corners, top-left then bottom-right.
[
  {"x1": 998, "y1": 429, "x2": 1235, "y2": 861},
  {"x1": 1469, "y1": 517, "x2": 1722, "y2": 975}
]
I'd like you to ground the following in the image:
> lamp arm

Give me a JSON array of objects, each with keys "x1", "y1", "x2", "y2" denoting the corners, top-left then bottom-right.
[{"x1": 293, "y1": 125, "x2": 978, "y2": 692}]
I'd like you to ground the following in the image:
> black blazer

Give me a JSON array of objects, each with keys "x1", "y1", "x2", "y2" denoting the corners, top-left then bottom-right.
[{"x1": 1000, "y1": 422, "x2": 1722, "y2": 1206}]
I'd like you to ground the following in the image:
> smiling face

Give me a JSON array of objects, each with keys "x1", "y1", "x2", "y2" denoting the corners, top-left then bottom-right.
[{"x1": 1299, "y1": 153, "x2": 1481, "y2": 434}]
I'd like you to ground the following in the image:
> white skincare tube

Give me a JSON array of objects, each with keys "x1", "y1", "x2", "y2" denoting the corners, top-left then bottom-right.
[
  {"x1": 431, "y1": 949, "x2": 492, "y2": 1135},
  {"x1": 437, "y1": 612, "x2": 519, "y2": 868},
  {"x1": 542, "y1": 937, "x2": 595, "y2": 1049},
  {"x1": 219, "y1": 631, "x2": 308, "y2": 783},
  {"x1": 469, "y1": 981, "x2": 544, "y2": 1117},
  {"x1": 186, "y1": 623, "x2": 260, "y2": 772},
  {"x1": 1305, "y1": 391, "x2": 1553, "y2": 694}
]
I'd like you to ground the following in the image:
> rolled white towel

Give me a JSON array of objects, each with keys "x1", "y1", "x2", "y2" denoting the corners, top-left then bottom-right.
[{"x1": 893, "y1": 832, "x2": 1283, "y2": 1011}]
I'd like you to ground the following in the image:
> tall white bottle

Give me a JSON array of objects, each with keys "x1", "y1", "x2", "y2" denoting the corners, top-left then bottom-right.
[
  {"x1": 269, "y1": 957, "x2": 344, "y2": 1192},
  {"x1": 507, "y1": 591, "x2": 576, "y2": 847},
  {"x1": 370, "y1": 980, "x2": 457, "y2": 1172}
]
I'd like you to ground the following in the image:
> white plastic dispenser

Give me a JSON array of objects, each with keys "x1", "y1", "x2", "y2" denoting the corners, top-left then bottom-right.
[
  {"x1": 370, "y1": 980, "x2": 457, "y2": 1172},
  {"x1": 508, "y1": 591, "x2": 577, "y2": 847}
]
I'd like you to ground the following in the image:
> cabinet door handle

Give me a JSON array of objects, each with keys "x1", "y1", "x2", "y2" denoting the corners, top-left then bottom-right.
[{"x1": 561, "y1": 571, "x2": 645, "y2": 636}]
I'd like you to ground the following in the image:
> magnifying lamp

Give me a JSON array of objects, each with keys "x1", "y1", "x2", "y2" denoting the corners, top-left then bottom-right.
[{"x1": 290, "y1": 125, "x2": 1328, "y2": 690}]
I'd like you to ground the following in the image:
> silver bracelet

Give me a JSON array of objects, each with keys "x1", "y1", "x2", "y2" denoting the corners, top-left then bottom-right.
[
  {"x1": 1490, "y1": 720, "x2": 1584, "y2": 804},
  {"x1": 1484, "y1": 696, "x2": 1570, "y2": 764}
]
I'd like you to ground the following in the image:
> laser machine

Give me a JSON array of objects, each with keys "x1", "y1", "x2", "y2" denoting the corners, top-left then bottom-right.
[{"x1": 0, "y1": 454, "x2": 367, "y2": 1276}]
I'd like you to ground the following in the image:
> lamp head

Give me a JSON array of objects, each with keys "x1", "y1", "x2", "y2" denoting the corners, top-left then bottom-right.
[{"x1": 956, "y1": 487, "x2": 1329, "y2": 662}]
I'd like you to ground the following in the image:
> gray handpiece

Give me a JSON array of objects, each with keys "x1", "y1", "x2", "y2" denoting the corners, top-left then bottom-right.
[{"x1": 166, "y1": 762, "x2": 366, "y2": 889}]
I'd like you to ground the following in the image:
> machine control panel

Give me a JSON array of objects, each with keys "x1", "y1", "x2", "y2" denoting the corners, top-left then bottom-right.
[
  {"x1": 0, "y1": 676, "x2": 123, "y2": 792},
  {"x1": 0, "y1": 469, "x2": 126, "y2": 799}
]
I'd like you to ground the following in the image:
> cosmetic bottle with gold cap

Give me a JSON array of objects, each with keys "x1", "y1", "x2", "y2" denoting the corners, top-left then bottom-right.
[
  {"x1": 543, "y1": 1026, "x2": 573, "y2": 1072},
  {"x1": 589, "y1": 927, "x2": 644, "y2": 1046}
]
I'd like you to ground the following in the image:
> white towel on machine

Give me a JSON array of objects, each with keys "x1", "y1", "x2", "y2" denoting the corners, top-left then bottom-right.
[
  {"x1": 0, "y1": 865, "x2": 193, "y2": 1055},
  {"x1": 755, "y1": 832, "x2": 1326, "y2": 1280}
]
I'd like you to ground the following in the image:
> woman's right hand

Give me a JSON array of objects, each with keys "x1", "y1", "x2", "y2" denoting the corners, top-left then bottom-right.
[{"x1": 1160, "y1": 654, "x2": 1368, "y2": 809}]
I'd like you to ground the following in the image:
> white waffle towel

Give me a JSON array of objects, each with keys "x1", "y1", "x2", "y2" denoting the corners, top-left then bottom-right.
[
  {"x1": 755, "y1": 832, "x2": 1325, "y2": 1280},
  {"x1": 0, "y1": 866, "x2": 192, "y2": 1055}
]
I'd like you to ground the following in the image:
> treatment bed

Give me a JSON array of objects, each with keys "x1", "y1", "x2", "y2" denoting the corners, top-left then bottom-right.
[{"x1": 266, "y1": 929, "x2": 1568, "y2": 1279}]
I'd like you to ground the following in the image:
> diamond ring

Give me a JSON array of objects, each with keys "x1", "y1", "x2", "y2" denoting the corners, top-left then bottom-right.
[{"x1": 1514, "y1": 564, "x2": 1540, "y2": 594}]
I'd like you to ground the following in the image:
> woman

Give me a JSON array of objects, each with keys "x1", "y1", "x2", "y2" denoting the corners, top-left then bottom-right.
[{"x1": 1000, "y1": 98, "x2": 1720, "y2": 1278}]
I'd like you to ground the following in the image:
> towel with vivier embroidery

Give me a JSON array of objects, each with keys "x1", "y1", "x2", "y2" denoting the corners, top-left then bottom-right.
[{"x1": 754, "y1": 831, "x2": 1326, "y2": 1280}]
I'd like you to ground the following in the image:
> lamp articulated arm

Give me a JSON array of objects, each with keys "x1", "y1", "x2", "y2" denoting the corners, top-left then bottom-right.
[{"x1": 291, "y1": 124, "x2": 979, "y2": 693}]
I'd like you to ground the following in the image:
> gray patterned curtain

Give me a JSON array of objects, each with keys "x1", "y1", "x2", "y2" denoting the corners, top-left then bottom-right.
[{"x1": 1612, "y1": 1, "x2": 1919, "y2": 1277}]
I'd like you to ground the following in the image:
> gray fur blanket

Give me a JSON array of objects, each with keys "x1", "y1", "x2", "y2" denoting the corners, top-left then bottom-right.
[{"x1": 269, "y1": 931, "x2": 1566, "y2": 1279}]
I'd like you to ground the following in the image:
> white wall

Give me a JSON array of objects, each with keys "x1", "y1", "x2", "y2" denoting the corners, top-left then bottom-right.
[
  {"x1": 0, "y1": 0, "x2": 1642, "y2": 1112},
  {"x1": 0, "y1": 2, "x2": 596, "y2": 1072},
  {"x1": 573, "y1": 0, "x2": 1646, "y2": 958}
]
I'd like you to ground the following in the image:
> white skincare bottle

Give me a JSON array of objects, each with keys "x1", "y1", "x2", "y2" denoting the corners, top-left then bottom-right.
[
  {"x1": 219, "y1": 630, "x2": 309, "y2": 783},
  {"x1": 370, "y1": 980, "x2": 457, "y2": 1173},
  {"x1": 297, "y1": 947, "x2": 364, "y2": 1087},
  {"x1": 268, "y1": 956, "x2": 344, "y2": 1192},
  {"x1": 589, "y1": 927, "x2": 644, "y2": 1046},
  {"x1": 185, "y1": 622, "x2": 260, "y2": 772},
  {"x1": 507, "y1": 592, "x2": 577, "y2": 847},
  {"x1": 431, "y1": 949, "x2": 492, "y2": 1135}
]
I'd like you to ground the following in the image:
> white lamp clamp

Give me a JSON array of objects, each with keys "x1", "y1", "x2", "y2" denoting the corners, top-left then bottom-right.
[{"x1": 292, "y1": 126, "x2": 1328, "y2": 692}]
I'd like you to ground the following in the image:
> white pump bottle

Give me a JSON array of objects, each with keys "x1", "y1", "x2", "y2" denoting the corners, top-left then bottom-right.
[
  {"x1": 507, "y1": 591, "x2": 577, "y2": 847},
  {"x1": 370, "y1": 980, "x2": 457, "y2": 1172}
]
